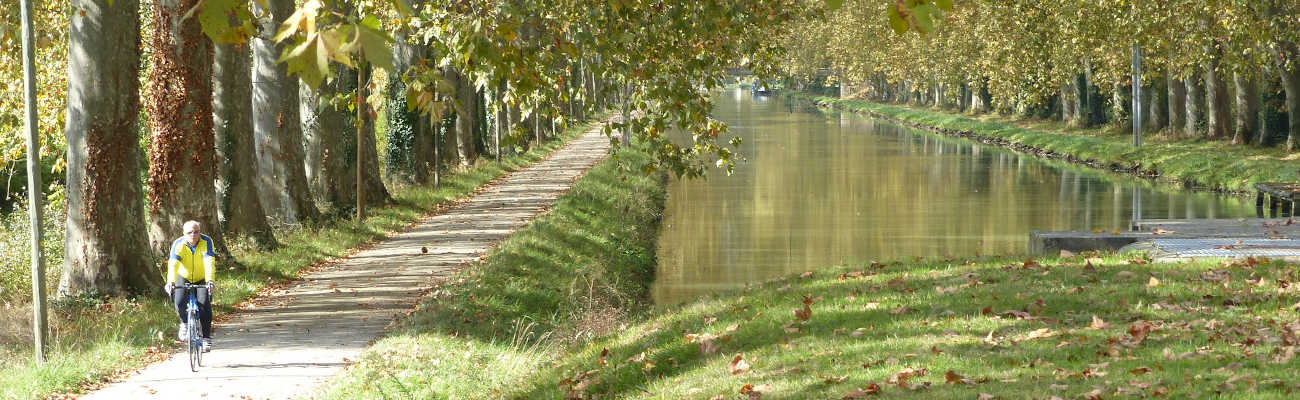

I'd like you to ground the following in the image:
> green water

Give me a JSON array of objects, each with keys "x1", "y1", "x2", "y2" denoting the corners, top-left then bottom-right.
[{"x1": 651, "y1": 89, "x2": 1253, "y2": 305}]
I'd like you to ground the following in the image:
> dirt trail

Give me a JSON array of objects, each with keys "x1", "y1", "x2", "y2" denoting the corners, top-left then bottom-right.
[{"x1": 79, "y1": 124, "x2": 611, "y2": 400}]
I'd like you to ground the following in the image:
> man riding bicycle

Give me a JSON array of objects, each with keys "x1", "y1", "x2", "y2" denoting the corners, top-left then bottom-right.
[{"x1": 164, "y1": 220, "x2": 216, "y2": 352}]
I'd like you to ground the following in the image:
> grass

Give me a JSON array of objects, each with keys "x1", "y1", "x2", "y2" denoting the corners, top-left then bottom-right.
[
  {"x1": 784, "y1": 92, "x2": 1298, "y2": 193},
  {"x1": 318, "y1": 142, "x2": 668, "y2": 399},
  {"x1": 503, "y1": 254, "x2": 1300, "y2": 399},
  {"x1": 0, "y1": 116, "x2": 603, "y2": 400}
]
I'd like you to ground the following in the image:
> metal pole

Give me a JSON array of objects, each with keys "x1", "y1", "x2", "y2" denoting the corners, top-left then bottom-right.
[
  {"x1": 1131, "y1": 44, "x2": 1142, "y2": 147},
  {"x1": 20, "y1": 0, "x2": 48, "y2": 363},
  {"x1": 356, "y1": 60, "x2": 366, "y2": 222}
]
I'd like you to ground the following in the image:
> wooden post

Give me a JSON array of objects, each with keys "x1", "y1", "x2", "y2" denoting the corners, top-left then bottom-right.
[
  {"x1": 356, "y1": 59, "x2": 366, "y2": 222},
  {"x1": 20, "y1": 0, "x2": 47, "y2": 363}
]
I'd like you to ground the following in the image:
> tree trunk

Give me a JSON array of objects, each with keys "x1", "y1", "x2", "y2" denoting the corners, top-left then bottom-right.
[
  {"x1": 454, "y1": 70, "x2": 477, "y2": 166},
  {"x1": 1168, "y1": 74, "x2": 1186, "y2": 135},
  {"x1": 214, "y1": 36, "x2": 277, "y2": 250},
  {"x1": 1232, "y1": 72, "x2": 1260, "y2": 145},
  {"x1": 308, "y1": 65, "x2": 388, "y2": 211},
  {"x1": 300, "y1": 82, "x2": 326, "y2": 196},
  {"x1": 59, "y1": 0, "x2": 154, "y2": 297},
  {"x1": 144, "y1": 0, "x2": 226, "y2": 260},
  {"x1": 1185, "y1": 69, "x2": 1206, "y2": 138},
  {"x1": 1147, "y1": 80, "x2": 1167, "y2": 131},
  {"x1": 494, "y1": 81, "x2": 507, "y2": 161},
  {"x1": 384, "y1": 33, "x2": 418, "y2": 181},
  {"x1": 253, "y1": 0, "x2": 319, "y2": 224},
  {"x1": 1204, "y1": 61, "x2": 1231, "y2": 139},
  {"x1": 357, "y1": 65, "x2": 390, "y2": 208},
  {"x1": 1279, "y1": 44, "x2": 1300, "y2": 151},
  {"x1": 1061, "y1": 79, "x2": 1076, "y2": 123}
]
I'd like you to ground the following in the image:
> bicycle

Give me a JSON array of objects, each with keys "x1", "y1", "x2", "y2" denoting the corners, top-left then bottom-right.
[{"x1": 175, "y1": 283, "x2": 208, "y2": 372}]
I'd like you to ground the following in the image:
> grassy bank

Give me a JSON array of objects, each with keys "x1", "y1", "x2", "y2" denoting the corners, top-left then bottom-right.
[
  {"x1": 505, "y1": 254, "x2": 1300, "y2": 399},
  {"x1": 0, "y1": 118, "x2": 601, "y2": 400},
  {"x1": 785, "y1": 92, "x2": 1297, "y2": 193},
  {"x1": 318, "y1": 143, "x2": 667, "y2": 399}
]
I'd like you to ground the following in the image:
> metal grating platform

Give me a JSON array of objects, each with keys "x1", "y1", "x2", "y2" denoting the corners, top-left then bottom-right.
[{"x1": 1147, "y1": 238, "x2": 1300, "y2": 259}]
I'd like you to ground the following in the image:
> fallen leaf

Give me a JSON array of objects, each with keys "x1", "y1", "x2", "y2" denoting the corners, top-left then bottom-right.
[
  {"x1": 843, "y1": 383, "x2": 882, "y2": 397},
  {"x1": 1089, "y1": 315, "x2": 1110, "y2": 330},
  {"x1": 1127, "y1": 320, "x2": 1154, "y2": 343},
  {"x1": 1152, "y1": 228, "x2": 1176, "y2": 235},
  {"x1": 978, "y1": 394, "x2": 995, "y2": 400},
  {"x1": 729, "y1": 355, "x2": 751, "y2": 375},
  {"x1": 1003, "y1": 310, "x2": 1032, "y2": 319},
  {"x1": 1147, "y1": 276, "x2": 1160, "y2": 287},
  {"x1": 1130, "y1": 366, "x2": 1152, "y2": 375},
  {"x1": 944, "y1": 370, "x2": 973, "y2": 385},
  {"x1": 1025, "y1": 328, "x2": 1057, "y2": 340},
  {"x1": 1060, "y1": 249, "x2": 1075, "y2": 258},
  {"x1": 851, "y1": 328, "x2": 868, "y2": 337},
  {"x1": 822, "y1": 375, "x2": 848, "y2": 384},
  {"x1": 800, "y1": 271, "x2": 815, "y2": 279},
  {"x1": 420, "y1": 246, "x2": 428, "y2": 253}
]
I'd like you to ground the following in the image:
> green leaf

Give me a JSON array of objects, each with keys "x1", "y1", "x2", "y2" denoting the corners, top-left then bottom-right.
[
  {"x1": 888, "y1": 6, "x2": 908, "y2": 35},
  {"x1": 196, "y1": 0, "x2": 250, "y2": 44},
  {"x1": 824, "y1": 0, "x2": 844, "y2": 11},
  {"x1": 934, "y1": 0, "x2": 953, "y2": 11},
  {"x1": 911, "y1": 3, "x2": 936, "y2": 34},
  {"x1": 357, "y1": 16, "x2": 395, "y2": 72},
  {"x1": 278, "y1": 32, "x2": 326, "y2": 87}
]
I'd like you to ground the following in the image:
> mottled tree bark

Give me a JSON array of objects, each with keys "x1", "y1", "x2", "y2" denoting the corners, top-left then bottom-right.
[
  {"x1": 214, "y1": 39, "x2": 277, "y2": 250},
  {"x1": 253, "y1": 0, "x2": 320, "y2": 224},
  {"x1": 1185, "y1": 69, "x2": 1206, "y2": 138},
  {"x1": 1147, "y1": 79, "x2": 1167, "y2": 131},
  {"x1": 1232, "y1": 72, "x2": 1260, "y2": 145},
  {"x1": 145, "y1": 0, "x2": 226, "y2": 260},
  {"x1": 306, "y1": 65, "x2": 387, "y2": 211},
  {"x1": 1277, "y1": 44, "x2": 1300, "y2": 151},
  {"x1": 1167, "y1": 74, "x2": 1186, "y2": 135},
  {"x1": 452, "y1": 68, "x2": 477, "y2": 166},
  {"x1": 1204, "y1": 61, "x2": 1231, "y2": 140},
  {"x1": 301, "y1": 82, "x2": 326, "y2": 197},
  {"x1": 59, "y1": 0, "x2": 155, "y2": 297}
]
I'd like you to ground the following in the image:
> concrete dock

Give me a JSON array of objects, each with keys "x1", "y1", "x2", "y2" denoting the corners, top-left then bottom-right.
[{"x1": 1030, "y1": 218, "x2": 1300, "y2": 261}]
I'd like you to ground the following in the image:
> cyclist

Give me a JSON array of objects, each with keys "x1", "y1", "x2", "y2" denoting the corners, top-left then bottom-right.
[{"x1": 164, "y1": 220, "x2": 216, "y2": 353}]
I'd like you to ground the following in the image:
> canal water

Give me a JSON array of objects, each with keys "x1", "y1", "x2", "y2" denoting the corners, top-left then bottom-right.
[{"x1": 651, "y1": 88, "x2": 1254, "y2": 305}]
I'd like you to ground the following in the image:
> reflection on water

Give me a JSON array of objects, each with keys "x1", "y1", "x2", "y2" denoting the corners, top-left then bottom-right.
[{"x1": 651, "y1": 89, "x2": 1253, "y2": 305}]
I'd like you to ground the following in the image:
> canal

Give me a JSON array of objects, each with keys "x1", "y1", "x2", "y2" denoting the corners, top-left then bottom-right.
[{"x1": 651, "y1": 89, "x2": 1255, "y2": 305}]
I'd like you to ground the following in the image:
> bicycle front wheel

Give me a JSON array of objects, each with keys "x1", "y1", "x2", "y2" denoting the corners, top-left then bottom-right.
[{"x1": 188, "y1": 314, "x2": 200, "y2": 371}]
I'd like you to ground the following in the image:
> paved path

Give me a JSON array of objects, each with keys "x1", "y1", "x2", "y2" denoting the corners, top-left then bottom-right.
[{"x1": 80, "y1": 123, "x2": 612, "y2": 400}]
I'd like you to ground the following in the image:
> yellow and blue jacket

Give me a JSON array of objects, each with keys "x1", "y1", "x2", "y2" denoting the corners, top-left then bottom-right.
[{"x1": 165, "y1": 235, "x2": 216, "y2": 284}]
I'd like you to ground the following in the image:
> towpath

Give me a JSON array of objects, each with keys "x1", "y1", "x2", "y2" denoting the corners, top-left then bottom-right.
[{"x1": 78, "y1": 122, "x2": 612, "y2": 399}]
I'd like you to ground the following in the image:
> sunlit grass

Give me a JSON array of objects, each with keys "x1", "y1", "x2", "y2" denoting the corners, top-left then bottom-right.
[
  {"x1": 0, "y1": 117, "x2": 602, "y2": 400},
  {"x1": 318, "y1": 144, "x2": 667, "y2": 399},
  {"x1": 786, "y1": 92, "x2": 1296, "y2": 193},
  {"x1": 513, "y1": 254, "x2": 1300, "y2": 399}
]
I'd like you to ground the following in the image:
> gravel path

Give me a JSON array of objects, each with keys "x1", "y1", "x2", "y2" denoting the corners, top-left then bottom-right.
[{"x1": 79, "y1": 123, "x2": 612, "y2": 400}]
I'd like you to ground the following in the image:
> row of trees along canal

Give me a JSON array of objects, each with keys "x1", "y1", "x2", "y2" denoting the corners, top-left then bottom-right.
[
  {"x1": 780, "y1": 0, "x2": 1300, "y2": 150},
  {"x1": 0, "y1": 0, "x2": 812, "y2": 302}
]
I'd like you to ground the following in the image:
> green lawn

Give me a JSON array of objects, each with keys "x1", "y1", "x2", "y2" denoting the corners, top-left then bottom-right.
[
  {"x1": 785, "y1": 92, "x2": 1297, "y2": 194},
  {"x1": 0, "y1": 117, "x2": 602, "y2": 400}
]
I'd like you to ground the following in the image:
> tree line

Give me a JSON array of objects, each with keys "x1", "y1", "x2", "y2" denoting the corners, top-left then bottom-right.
[
  {"x1": 0, "y1": 0, "x2": 810, "y2": 298},
  {"x1": 781, "y1": 0, "x2": 1299, "y2": 150}
]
